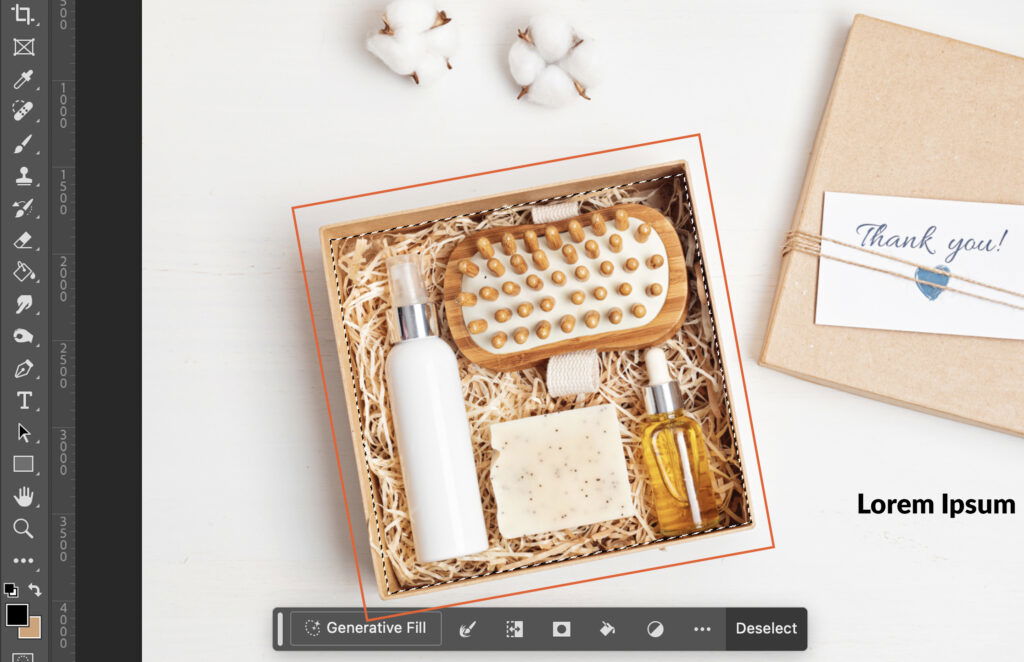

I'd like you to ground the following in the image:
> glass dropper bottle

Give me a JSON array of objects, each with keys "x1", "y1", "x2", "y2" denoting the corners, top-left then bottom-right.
[{"x1": 639, "y1": 347, "x2": 720, "y2": 536}]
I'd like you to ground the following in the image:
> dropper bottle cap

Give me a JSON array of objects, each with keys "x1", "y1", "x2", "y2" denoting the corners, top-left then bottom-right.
[
  {"x1": 642, "y1": 347, "x2": 684, "y2": 415},
  {"x1": 386, "y1": 254, "x2": 436, "y2": 342}
]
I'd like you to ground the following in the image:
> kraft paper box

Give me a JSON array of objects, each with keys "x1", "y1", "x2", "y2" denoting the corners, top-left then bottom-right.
[
  {"x1": 761, "y1": 15, "x2": 1024, "y2": 436},
  {"x1": 317, "y1": 161, "x2": 756, "y2": 598}
]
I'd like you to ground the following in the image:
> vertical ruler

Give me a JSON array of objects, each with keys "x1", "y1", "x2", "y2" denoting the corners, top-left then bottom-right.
[
  {"x1": 1, "y1": 1, "x2": 74, "y2": 661},
  {"x1": 50, "y1": 1, "x2": 76, "y2": 660}
]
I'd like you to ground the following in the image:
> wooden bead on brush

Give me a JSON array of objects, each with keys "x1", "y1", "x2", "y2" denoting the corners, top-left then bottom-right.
[
  {"x1": 510, "y1": 254, "x2": 528, "y2": 274},
  {"x1": 568, "y1": 219, "x2": 585, "y2": 242},
  {"x1": 476, "y1": 237, "x2": 495, "y2": 258},
  {"x1": 524, "y1": 229, "x2": 540, "y2": 252},
  {"x1": 544, "y1": 225, "x2": 563, "y2": 250}
]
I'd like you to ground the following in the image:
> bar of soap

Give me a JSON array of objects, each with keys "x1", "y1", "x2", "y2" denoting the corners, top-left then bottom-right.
[{"x1": 489, "y1": 404, "x2": 634, "y2": 538}]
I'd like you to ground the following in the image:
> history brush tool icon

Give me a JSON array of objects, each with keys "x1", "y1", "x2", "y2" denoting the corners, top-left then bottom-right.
[{"x1": 13, "y1": 198, "x2": 33, "y2": 217}]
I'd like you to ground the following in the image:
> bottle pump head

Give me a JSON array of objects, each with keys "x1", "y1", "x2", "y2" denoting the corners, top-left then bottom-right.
[
  {"x1": 642, "y1": 347, "x2": 684, "y2": 415},
  {"x1": 386, "y1": 254, "x2": 436, "y2": 342}
]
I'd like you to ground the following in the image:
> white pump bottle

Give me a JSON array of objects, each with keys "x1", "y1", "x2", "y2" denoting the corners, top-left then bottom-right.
[{"x1": 384, "y1": 255, "x2": 489, "y2": 563}]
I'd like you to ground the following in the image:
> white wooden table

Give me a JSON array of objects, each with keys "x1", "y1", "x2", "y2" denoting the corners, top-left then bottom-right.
[{"x1": 143, "y1": 1, "x2": 1024, "y2": 659}]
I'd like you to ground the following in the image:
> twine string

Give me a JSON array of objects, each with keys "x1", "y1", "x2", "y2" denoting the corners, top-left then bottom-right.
[{"x1": 783, "y1": 230, "x2": 1024, "y2": 312}]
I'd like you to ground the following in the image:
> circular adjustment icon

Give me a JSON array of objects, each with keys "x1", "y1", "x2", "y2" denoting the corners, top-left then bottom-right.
[{"x1": 646, "y1": 621, "x2": 664, "y2": 638}]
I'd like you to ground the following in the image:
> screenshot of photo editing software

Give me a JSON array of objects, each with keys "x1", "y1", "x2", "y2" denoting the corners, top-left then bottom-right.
[{"x1": 4, "y1": 2, "x2": 1024, "y2": 660}]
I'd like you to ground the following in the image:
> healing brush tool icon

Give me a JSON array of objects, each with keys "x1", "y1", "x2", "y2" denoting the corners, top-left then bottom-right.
[{"x1": 13, "y1": 69, "x2": 32, "y2": 90}]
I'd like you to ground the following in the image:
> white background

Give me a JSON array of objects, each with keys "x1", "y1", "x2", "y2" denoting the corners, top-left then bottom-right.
[{"x1": 143, "y1": 1, "x2": 1024, "y2": 660}]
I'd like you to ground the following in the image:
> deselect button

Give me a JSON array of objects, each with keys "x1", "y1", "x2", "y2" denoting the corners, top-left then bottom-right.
[{"x1": 725, "y1": 608, "x2": 807, "y2": 651}]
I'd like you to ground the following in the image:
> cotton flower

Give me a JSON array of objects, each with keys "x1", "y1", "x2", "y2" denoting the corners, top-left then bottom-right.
[
  {"x1": 508, "y1": 15, "x2": 600, "y2": 107},
  {"x1": 366, "y1": 0, "x2": 458, "y2": 86}
]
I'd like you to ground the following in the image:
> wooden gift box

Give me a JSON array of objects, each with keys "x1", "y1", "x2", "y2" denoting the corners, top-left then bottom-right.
[{"x1": 319, "y1": 161, "x2": 754, "y2": 598}]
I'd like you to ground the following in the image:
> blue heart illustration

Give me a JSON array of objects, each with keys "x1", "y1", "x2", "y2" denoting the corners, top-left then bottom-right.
[{"x1": 915, "y1": 265, "x2": 951, "y2": 301}]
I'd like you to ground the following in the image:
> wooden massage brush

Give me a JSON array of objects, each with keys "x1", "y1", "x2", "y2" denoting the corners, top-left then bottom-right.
[{"x1": 442, "y1": 204, "x2": 687, "y2": 390}]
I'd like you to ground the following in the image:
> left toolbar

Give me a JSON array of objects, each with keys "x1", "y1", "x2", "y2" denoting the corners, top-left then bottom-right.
[{"x1": 3, "y1": 1, "x2": 49, "y2": 661}]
